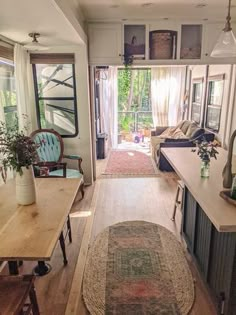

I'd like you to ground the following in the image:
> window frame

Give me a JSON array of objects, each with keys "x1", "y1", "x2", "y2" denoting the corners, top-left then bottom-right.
[
  {"x1": 205, "y1": 74, "x2": 225, "y2": 133},
  {"x1": 190, "y1": 77, "x2": 204, "y2": 125},
  {"x1": 32, "y1": 62, "x2": 79, "y2": 138},
  {"x1": 0, "y1": 58, "x2": 17, "y2": 126}
]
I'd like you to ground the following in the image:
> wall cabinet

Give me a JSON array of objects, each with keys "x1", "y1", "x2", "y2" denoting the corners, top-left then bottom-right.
[
  {"x1": 88, "y1": 24, "x2": 122, "y2": 65},
  {"x1": 88, "y1": 22, "x2": 236, "y2": 65}
]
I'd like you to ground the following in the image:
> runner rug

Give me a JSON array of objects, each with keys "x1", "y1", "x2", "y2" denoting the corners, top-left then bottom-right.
[
  {"x1": 83, "y1": 221, "x2": 195, "y2": 315},
  {"x1": 103, "y1": 150, "x2": 158, "y2": 176}
]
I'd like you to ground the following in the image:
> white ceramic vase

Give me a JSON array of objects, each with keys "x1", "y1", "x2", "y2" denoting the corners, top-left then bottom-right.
[{"x1": 15, "y1": 165, "x2": 36, "y2": 205}]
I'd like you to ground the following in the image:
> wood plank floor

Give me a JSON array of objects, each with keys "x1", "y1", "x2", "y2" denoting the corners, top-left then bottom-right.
[{"x1": 0, "y1": 158, "x2": 217, "y2": 315}]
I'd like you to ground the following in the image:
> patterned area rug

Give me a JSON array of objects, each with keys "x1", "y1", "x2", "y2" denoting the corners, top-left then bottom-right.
[
  {"x1": 83, "y1": 221, "x2": 195, "y2": 315},
  {"x1": 103, "y1": 150, "x2": 158, "y2": 176}
]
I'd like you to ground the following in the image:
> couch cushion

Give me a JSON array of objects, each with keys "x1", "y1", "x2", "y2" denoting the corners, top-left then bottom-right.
[
  {"x1": 180, "y1": 121, "x2": 192, "y2": 134},
  {"x1": 185, "y1": 122, "x2": 199, "y2": 138},
  {"x1": 176, "y1": 120, "x2": 186, "y2": 130},
  {"x1": 160, "y1": 127, "x2": 177, "y2": 137},
  {"x1": 172, "y1": 128, "x2": 189, "y2": 139}
]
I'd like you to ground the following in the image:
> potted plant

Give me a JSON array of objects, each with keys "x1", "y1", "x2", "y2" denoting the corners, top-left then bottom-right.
[
  {"x1": 192, "y1": 139, "x2": 219, "y2": 178},
  {"x1": 0, "y1": 120, "x2": 38, "y2": 205}
]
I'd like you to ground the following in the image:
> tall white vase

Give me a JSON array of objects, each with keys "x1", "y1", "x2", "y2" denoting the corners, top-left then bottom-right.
[{"x1": 15, "y1": 166, "x2": 36, "y2": 205}]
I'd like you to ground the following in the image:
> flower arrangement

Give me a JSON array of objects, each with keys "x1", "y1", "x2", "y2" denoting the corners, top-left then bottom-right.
[
  {"x1": 194, "y1": 139, "x2": 219, "y2": 161},
  {"x1": 0, "y1": 119, "x2": 38, "y2": 182},
  {"x1": 192, "y1": 139, "x2": 219, "y2": 162}
]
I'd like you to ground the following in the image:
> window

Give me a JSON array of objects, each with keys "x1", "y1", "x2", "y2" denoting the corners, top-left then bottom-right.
[
  {"x1": 191, "y1": 78, "x2": 203, "y2": 124},
  {"x1": 0, "y1": 59, "x2": 17, "y2": 128},
  {"x1": 31, "y1": 54, "x2": 78, "y2": 137},
  {"x1": 205, "y1": 75, "x2": 224, "y2": 132}
]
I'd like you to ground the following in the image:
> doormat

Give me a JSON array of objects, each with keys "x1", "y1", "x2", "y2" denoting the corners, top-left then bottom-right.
[
  {"x1": 83, "y1": 221, "x2": 195, "y2": 315},
  {"x1": 103, "y1": 150, "x2": 158, "y2": 176}
]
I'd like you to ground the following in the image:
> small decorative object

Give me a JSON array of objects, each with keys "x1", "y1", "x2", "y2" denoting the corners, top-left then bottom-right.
[
  {"x1": 231, "y1": 176, "x2": 236, "y2": 199},
  {"x1": 222, "y1": 129, "x2": 236, "y2": 188},
  {"x1": 192, "y1": 139, "x2": 219, "y2": 178},
  {"x1": 124, "y1": 25, "x2": 145, "y2": 60},
  {"x1": 0, "y1": 119, "x2": 38, "y2": 205}
]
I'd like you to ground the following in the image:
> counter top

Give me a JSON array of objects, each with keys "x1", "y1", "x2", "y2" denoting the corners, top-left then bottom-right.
[{"x1": 162, "y1": 147, "x2": 236, "y2": 232}]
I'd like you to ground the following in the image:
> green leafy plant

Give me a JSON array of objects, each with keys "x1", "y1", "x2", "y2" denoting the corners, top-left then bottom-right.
[
  {"x1": 192, "y1": 139, "x2": 219, "y2": 162},
  {"x1": 0, "y1": 119, "x2": 38, "y2": 180}
]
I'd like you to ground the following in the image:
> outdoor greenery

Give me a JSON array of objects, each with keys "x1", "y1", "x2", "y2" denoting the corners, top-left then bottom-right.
[{"x1": 118, "y1": 69, "x2": 152, "y2": 133}]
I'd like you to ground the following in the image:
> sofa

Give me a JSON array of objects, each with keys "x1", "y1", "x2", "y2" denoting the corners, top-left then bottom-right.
[{"x1": 151, "y1": 120, "x2": 215, "y2": 171}]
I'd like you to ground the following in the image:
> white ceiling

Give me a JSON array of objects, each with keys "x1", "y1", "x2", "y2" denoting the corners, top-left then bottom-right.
[
  {"x1": 0, "y1": 0, "x2": 83, "y2": 47},
  {"x1": 78, "y1": 0, "x2": 236, "y2": 22}
]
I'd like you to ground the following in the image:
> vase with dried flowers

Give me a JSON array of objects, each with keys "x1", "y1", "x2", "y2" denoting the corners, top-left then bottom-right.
[
  {"x1": 192, "y1": 139, "x2": 219, "y2": 178},
  {"x1": 0, "y1": 120, "x2": 38, "y2": 205}
]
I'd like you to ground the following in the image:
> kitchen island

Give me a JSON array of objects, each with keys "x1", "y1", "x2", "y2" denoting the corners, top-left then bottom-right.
[{"x1": 162, "y1": 147, "x2": 236, "y2": 315}]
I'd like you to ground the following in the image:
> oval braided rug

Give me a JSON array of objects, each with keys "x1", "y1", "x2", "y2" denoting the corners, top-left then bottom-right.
[{"x1": 83, "y1": 221, "x2": 195, "y2": 315}]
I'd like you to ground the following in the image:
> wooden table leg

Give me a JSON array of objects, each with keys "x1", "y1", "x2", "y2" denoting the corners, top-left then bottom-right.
[
  {"x1": 67, "y1": 215, "x2": 72, "y2": 243},
  {"x1": 59, "y1": 231, "x2": 68, "y2": 265},
  {"x1": 33, "y1": 261, "x2": 52, "y2": 276},
  {"x1": 8, "y1": 261, "x2": 19, "y2": 275}
]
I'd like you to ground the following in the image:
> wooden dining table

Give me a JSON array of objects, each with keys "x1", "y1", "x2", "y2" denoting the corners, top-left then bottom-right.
[{"x1": 0, "y1": 177, "x2": 82, "y2": 276}]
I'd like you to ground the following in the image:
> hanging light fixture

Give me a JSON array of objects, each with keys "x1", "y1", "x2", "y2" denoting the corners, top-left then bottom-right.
[
  {"x1": 24, "y1": 33, "x2": 49, "y2": 51},
  {"x1": 211, "y1": 0, "x2": 236, "y2": 58}
]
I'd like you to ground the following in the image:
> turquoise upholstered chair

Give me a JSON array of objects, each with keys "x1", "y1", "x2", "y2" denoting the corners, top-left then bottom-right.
[{"x1": 30, "y1": 129, "x2": 84, "y2": 198}]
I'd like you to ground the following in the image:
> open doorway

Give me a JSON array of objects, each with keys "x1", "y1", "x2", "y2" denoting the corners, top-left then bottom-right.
[{"x1": 94, "y1": 65, "x2": 187, "y2": 176}]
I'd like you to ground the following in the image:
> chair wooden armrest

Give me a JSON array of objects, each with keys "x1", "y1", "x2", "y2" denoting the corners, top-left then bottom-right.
[{"x1": 63, "y1": 155, "x2": 84, "y2": 174}]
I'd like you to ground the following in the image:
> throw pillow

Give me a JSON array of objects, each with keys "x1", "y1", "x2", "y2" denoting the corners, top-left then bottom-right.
[
  {"x1": 185, "y1": 122, "x2": 199, "y2": 138},
  {"x1": 172, "y1": 128, "x2": 188, "y2": 139},
  {"x1": 190, "y1": 128, "x2": 204, "y2": 140},
  {"x1": 180, "y1": 121, "x2": 192, "y2": 134}
]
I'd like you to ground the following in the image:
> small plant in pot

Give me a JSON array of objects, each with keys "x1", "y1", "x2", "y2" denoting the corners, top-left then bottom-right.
[
  {"x1": 0, "y1": 119, "x2": 38, "y2": 205},
  {"x1": 192, "y1": 139, "x2": 219, "y2": 178}
]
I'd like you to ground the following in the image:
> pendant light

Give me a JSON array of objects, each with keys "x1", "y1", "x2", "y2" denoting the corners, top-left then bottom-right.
[
  {"x1": 211, "y1": 0, "x2": 236, "y2": 58},
  {"x1": 24, "y1": 33, "x2": 49, "y2": 51}
]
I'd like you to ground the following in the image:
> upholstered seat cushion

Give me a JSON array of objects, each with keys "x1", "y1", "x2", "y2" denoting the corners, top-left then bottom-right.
[{"x1": 49, "y1": 168, "x2": 83, "y2": 179}]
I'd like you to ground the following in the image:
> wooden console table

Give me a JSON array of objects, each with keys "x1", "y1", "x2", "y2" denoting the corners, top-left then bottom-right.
[
  {"x1": 162, "y1": 147, "x2": 236, "y2": 315},
  {"x1": 0, "y1": 177, "x2": 82, "y2": 276}
]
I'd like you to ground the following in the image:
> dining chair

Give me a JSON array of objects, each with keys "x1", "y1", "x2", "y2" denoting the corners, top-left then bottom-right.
[
  {"x1": 30, "y1": 128, "x2": 84, "y2": 199},
  {"x1": 0, "y1": 275, "x2": 40, "y2": 315}
]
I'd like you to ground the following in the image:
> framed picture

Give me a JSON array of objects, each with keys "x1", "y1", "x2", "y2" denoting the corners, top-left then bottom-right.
[
  {"x1": 191, "y1": 77, "x2": 203, "y2": 124},
  {"x1": 205, "y1": 74, "x2": 225, "y2": 132},
  {"x1": 124, "y1": 25, "x2": 145, "y2": 59}
]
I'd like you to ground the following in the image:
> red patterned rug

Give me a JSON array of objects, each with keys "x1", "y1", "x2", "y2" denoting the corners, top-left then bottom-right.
[
  {"x1": 104, "y1": 150, "x2": 157, "y2": 176},
  {"x1": 83, "y1": 221, "x2": 195, "y2": 315}
]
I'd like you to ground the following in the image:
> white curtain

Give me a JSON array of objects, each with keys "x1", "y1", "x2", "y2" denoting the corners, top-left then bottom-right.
[
  {"x1": 14, "y1": 44, "x2": 36, "y2": 133},
  {"x1": 99, "y1": 66, "x2": 118, "y2": 148},
  {"x1": 151, "y1": 67, "x2": 186, "y2": 126}
]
